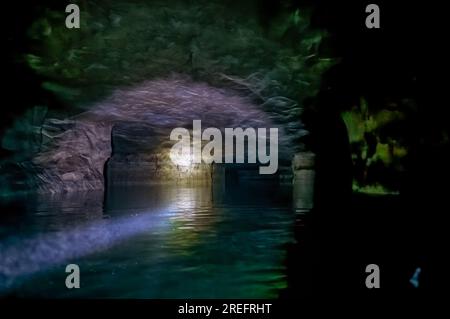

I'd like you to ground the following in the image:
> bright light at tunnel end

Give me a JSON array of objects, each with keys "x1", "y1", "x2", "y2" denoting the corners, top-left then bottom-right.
[
  {"x1": 170, "y1": 150, "x2": 193, "y2": 168},
  {"x1": 169, "y1": 120, "x2": 279, "y2": 174}
]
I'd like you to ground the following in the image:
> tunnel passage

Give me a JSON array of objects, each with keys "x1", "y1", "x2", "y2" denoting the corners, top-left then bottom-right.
[
  {"x1": 23, "y1": 75, "x2": 293, "y2": 194},
  {"x1": 105, "y1": 121, "x2": 212, "y2": 187}
]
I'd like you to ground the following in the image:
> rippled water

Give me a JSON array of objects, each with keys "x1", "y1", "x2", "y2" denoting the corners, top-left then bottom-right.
[{"x1": 0, "y1": 184, "x2": 295, "y2": 298}]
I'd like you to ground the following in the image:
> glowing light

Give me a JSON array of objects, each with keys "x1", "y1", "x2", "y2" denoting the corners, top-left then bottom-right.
[
  {"x1": 172, "y1": 152, "x2": 193, "y2": 167},
  {"x1": 168, "y1": 140, "x2": 193, "y2": 171}
]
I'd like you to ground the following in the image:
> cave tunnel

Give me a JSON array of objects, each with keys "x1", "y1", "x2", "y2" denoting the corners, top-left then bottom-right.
[
  {"x1": 5, "y1": 0, "x2": 446, "y2": 298},
  {"x1": 17, "y1": 76, "x2": 301, "y2": 202}
]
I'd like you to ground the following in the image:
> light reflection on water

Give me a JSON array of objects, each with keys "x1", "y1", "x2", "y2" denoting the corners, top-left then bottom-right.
[{"x1": 0, "y1": 185, "x2": 294, "y2": 298}]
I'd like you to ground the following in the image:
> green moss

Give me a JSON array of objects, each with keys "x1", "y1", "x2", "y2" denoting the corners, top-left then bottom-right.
[
  {"x1": 342, "y1": 97, "x2": 410, "y2": 193},
  {"x1": 352, "y1": 183, "x2": 399, "y2": 195},
  {"x1": 342, "y1": 110, "x2": 365, "y2": 143}
]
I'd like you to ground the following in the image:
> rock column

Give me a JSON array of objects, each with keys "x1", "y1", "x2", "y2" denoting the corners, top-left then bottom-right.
[{"x1": 292, "y1": 152, "x2": 315, "y2": 212}]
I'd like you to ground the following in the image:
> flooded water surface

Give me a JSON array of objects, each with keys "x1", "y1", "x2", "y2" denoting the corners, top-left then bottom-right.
[{"x1": 0, "y1": 185, "x2": 295, "y2": 298}]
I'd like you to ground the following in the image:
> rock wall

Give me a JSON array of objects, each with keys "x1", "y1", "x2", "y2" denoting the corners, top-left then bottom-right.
[
  {"x1": 28, "y1": 119, "x2": 112, "y2": 194},
  {"x1": 3, "y1": 76, "x2": 280, "y2": 194},
  {"x1": 106, "y1": 122, "x2": 212, "y2": 186}
]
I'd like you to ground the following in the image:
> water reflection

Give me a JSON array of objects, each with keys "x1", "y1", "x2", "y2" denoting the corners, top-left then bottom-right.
[
  {"x1": 0, "y1": 190, "x2": 170, "y2": 291},
  {"x1": 0, "y1": 184, "x2": 294, "y2": 298}
]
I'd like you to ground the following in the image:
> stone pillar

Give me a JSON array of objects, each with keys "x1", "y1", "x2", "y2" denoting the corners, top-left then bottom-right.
[{"x1": 292, "y1": 152, "x2": 315, "y2": 212}]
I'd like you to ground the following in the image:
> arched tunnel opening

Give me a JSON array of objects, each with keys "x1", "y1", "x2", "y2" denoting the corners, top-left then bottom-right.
[
  {"x1": 0, "y1": 76, "x2": 315, "y2": 297},
  {"x1": 0, "y1": 74, "x2": 322, "y2": 298},
  {"x1": 17, "y1": 76, "x2": 309, "y2": 208}
]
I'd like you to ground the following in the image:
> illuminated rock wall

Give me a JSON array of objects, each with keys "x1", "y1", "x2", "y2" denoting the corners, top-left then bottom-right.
[
  {"x1": 106, "y1": 122, "x2": 212, "y2": 186},
  {"x1": 6, "y1": 76, "x2": 278, "y2": 194}
]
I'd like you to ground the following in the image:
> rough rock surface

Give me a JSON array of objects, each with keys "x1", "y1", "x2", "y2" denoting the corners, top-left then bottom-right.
[
  {"x1": 106, "y1": 122, "x2": 212, "y2": 186},
  {"x1": 12, "y1": 76, "x2": 279, "y2": 193}
]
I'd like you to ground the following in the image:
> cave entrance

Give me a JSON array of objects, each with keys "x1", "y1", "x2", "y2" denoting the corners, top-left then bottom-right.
[
  {"x1": 103, "y1": 121, "x2": 284, "y2": 198},
  {"x1": 18, "y1": 77, "x2": 284, "y2": 195},
  {"x1": 104, "y1": 121, "x2": 213, "y2": 189}
]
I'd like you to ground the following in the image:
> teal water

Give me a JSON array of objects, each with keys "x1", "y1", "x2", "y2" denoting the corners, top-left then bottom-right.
[{"x1": 0, "y1": 185, "x2": 295, "y2": 298}]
